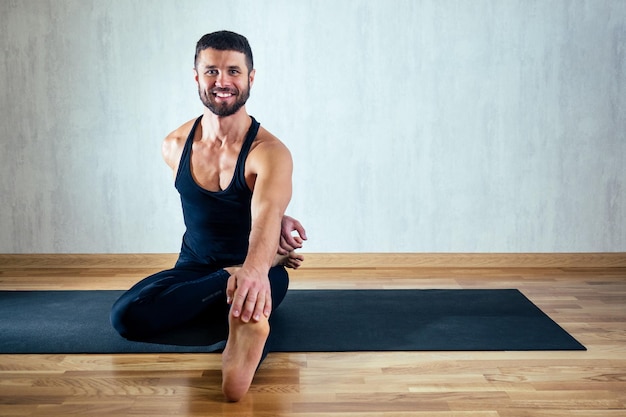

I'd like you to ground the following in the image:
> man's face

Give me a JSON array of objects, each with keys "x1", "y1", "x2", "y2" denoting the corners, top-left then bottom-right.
[{"x1": 194, "y1": 48, "x2": 255, "y2": 117}]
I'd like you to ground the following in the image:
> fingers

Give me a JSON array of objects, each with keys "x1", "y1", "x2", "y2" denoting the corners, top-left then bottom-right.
[
  {"x1": 287, "y1": 220, "x2": 307, "y2": 242},
  {"x1": 248, "y1": 291, "x2": 268, "y2": 322},
  {"x1": 237, "y1": 289, "x2": 270, "y2": 323},
  {"x1": 226, "y1": 271, "x2": 245, "y2": 318},
  {"x1": 264, "y1": 293, "x2": 272, "y2": 318},
  {"x1": 242, "y1": 290, "x2": 257, "y2": 322},
  {"x1": 226, "y1": 274, "x2": 236, "y2": 305},
  {"x1": 293, "y1": 221, "x2": 308, "y2": 241},
  {"x1": 277, "y1": 237, "x2": 290, "y2": 255},
  {"x1": 279, "y1": 235, "x2": 301, "y2": 254},
  {"x1": 227, "y1": 272, "x2": 272, "y2": 323},
  {"x1": 281, "y1": 216, "x2": 308, "y2": 248}
]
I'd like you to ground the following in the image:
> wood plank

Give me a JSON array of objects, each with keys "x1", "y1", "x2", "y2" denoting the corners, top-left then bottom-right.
[
  {"x1": 1, "y1": 252, "x2": 625, "y2": 269},
  {"x1": 0, "y1": 255, "x2": 625, "y2": 416}
]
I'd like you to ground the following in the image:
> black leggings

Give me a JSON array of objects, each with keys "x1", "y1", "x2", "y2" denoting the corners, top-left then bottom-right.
[{"x1": 110, "y1": 264, "x2": 289, "y2": 339}]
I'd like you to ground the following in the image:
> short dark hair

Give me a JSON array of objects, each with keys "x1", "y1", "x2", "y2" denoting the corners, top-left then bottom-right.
[{"x1": 194, "y1": 30, "x2": 254, "y2": 72}]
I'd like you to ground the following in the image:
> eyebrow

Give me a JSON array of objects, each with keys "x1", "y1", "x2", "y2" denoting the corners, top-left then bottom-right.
[{"x1": 203, "y1": 64, "x2": 243, "y2": 71}]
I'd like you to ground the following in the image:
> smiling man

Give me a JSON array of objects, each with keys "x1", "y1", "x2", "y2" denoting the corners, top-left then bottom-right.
[{"x1": 110, "y1": 31, "x2": 306, "y2": 402}]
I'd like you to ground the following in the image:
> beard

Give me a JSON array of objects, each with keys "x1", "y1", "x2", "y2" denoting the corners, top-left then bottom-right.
[{"x1": 198, "y1": 82, "x2": 251, "y2": 117}]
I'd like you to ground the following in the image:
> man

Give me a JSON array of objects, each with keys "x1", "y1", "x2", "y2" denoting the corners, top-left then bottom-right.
[{"x1": 110, "y1": 30, "x2": 306, "y2": 402}]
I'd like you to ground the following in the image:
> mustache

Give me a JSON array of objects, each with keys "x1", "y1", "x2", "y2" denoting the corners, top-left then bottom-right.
[{"x1": 211, "y1": 87, "x2": 239, "y2": 95}]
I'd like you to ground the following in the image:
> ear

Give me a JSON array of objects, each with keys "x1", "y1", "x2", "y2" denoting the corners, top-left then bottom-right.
[
  {"x1": 193, "y1": 67, "x2": 199, "y2": 84},
  {"x1": 248, "y1": 68, "x2": 256, "y2": 87}
]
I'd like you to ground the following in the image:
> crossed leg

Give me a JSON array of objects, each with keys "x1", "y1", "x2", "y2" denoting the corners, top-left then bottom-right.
[{"x1": 221, "y1": 251, "x2": 303, "y2": 402}]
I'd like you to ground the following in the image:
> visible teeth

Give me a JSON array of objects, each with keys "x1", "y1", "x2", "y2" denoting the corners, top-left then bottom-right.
[{"x1": 214, "y1": 89, "x2": 235, "y2": 98}]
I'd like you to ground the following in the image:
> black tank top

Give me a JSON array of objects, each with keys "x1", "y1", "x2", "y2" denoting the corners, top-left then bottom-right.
[{"x1": 174, "y1": 116, "x2": 260, "y2": 267}]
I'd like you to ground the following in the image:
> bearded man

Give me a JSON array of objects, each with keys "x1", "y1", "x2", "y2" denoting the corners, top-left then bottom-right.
[{"x1": 110, "y1": 30, "x2": 306, "y2": 402}]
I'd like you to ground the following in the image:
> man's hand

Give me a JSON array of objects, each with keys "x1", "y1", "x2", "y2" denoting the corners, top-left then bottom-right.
[
  {"x1": 226, "y1": 267, "x2": 272, "y2": 323},
  {"x1": 278, "y1": 215, "x2": 308, "y2": 255}
]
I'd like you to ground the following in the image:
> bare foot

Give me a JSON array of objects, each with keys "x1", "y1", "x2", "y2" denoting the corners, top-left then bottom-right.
[
  {"x1": 224, "y1": 251, "x2": 303, "y2": 275},
  {"x1": 273, "y1": 251, "x2": 304, "y2": 269},
  {"x1": 221, "y1": 312, "x2": 270, "y2": 402}
]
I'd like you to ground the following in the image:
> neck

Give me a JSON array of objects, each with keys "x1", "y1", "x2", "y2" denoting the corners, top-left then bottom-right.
[{"x1": 200, "y1": 108, "x2": 251, "y2": 143}]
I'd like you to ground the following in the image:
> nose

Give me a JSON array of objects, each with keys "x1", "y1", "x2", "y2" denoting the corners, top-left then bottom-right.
[{"x1": 215, "y1": 71, "x2": 231, "y2": 88}]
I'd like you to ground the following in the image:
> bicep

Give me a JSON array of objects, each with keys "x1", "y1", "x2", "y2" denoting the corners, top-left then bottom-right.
[
  {"x1": 250, "y1": 144, "x2": 293, "y2": 220},
  {"x1": 162, "y1": 135, "x2": 182, "y2": 177}
]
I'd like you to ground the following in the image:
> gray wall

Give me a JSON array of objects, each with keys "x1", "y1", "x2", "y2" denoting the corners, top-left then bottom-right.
[{"x1": 1, "y1": 0, "x2": 624, "y2": 253}]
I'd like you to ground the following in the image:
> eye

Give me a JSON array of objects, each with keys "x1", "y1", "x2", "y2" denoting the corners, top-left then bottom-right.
[
  {"x1": 205, "y1": 69, "x2": 218, "y2": 76},
  {"x1": 229, "y1": 69, "x2": 241, "y2": 75}
]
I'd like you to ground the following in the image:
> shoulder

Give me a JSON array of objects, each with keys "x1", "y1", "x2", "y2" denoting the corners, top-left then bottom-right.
[
  {"x1": 249, "y1": 126, "x2": 293, "y2": 169},
  {"x1": 244, "y1": 125, "x2": 293, "y2": 192},
  {"x1": 162, "y1": 117, "x2": 198, "y2": 170}
]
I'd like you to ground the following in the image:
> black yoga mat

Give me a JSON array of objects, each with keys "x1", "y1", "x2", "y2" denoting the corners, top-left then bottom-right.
[{"x1": 0, "y1": 289, "x2": 585, "y2": 354}]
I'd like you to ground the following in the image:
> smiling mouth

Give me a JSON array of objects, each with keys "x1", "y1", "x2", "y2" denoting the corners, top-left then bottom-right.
[{"x1": 212, "y1": 89, "x2": 237, "y2": 99}]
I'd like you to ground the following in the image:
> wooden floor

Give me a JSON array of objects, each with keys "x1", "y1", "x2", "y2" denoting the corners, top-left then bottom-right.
[{"x1": 1, "y1": 254, "x2": 625, "y2": 416}]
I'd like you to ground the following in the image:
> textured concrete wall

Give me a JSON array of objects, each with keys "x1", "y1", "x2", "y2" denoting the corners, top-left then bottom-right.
[{"x1": 1, "y1": 0, "x2": 624, "y2": 253}]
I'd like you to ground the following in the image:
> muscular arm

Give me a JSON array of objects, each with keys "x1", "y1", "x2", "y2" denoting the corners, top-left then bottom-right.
[
  {"x1": 161, "y1": 119, "x2": 196, "y2": 176},
  {"x1": 226, "y1": 139, "x2": 293, "y2": 322}
]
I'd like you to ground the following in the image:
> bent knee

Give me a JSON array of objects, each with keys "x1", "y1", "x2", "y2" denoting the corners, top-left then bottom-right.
[{"x1": 110, "y1": 298, "x2": 149, "y2": 339}]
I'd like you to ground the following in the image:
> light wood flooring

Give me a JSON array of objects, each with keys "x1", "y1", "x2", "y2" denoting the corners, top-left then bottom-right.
[{"x1": 1, "y1": 253, "x2": 625, "y2": 416}]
